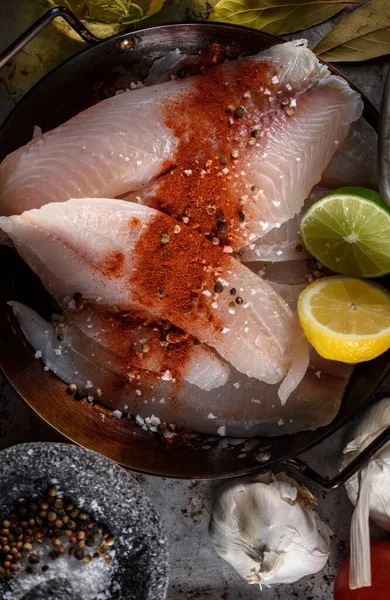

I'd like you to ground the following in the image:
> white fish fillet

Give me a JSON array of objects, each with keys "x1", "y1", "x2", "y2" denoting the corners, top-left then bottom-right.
[
  {"x1": 239, "y1": 186, "x2": 330, "y2": 262},
  {"x1": 0, "y1": 41, "x2": 361, "y2": 250},
  {"x1": 0, "y1": 198, "x2": 309, "y2": 401},
  {"x1": 322, "y1": 118, "x2": 378, "y2": 189},
  {"x1": 10, "y1": 301, "x2": 227, "y2": 391},
  {"x1": 249, "y1": 258, "x2": 323, "y2": 285},
  {"x1": 67, "y1": 307, "x2": 229, "y2": 391},
  {"x1": 10, "y1": 301, "x2": 352, "y2": 438}
]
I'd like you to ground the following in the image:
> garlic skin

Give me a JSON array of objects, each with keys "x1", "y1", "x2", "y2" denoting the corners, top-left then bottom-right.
[
  {"x1": 209, "y1": 472, "x2": 331, "y2": 587},
  {"x1": 340, "y1": 397, "x2": 390, "y2": 589},
  {"x1": 341, "y1": 397, "x2": 390, "y2": 532}
]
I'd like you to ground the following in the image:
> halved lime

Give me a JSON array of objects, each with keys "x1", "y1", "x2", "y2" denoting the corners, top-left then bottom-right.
[{"x1": 300, "y1": 187, "x2": 390, "y2": 278}]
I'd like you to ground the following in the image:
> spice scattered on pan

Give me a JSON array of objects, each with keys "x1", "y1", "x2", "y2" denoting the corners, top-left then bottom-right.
[{"x1": 0, "y1": 486, "x2": 115, "y2": 583}]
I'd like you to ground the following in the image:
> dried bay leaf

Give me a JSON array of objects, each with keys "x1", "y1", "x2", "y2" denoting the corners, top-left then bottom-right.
[
  {"x1": 314, "y1": 0, "x2": 390, "y2": 61},
  {"x1": 208, "y1": 0, "x2": 359, "y2": 36}
]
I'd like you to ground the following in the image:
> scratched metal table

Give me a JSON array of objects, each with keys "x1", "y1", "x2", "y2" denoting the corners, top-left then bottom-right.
[{"x1": 0, "y1": 2, "x2": 389, "y2": 599}]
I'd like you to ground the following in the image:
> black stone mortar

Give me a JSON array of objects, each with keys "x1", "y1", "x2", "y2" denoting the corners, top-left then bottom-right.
[{"x1": 0, "y1": 443, "x2": 169, "y2": 600}]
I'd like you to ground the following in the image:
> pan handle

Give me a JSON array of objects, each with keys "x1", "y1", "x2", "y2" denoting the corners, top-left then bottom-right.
[
  {"x1": 284, "y1": 425, "x2": 390, "y2": 490},
  {"x1": 379, "y1": 66, "x2": 390, "y2": 206},
  {"x1": 0, "y1": 6, "x2": 100, "y2": 69}
]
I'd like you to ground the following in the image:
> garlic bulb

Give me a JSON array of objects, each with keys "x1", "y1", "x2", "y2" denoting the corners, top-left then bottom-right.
[
  {"x1": 209, "y1": 472, "x2": 331, "y2": 588},
  {"x1": 340, "y1": 397, "x2": 390, "y2": 590}
]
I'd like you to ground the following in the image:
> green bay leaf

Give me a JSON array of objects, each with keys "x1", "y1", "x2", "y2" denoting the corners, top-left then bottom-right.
[
  {"x1": 208, "y1": 0, "x2": 356, "y2": 36},
  {"x1": 62, "y1": 0, "x2": 165, "y2": 25},
  {"x1": 314, "y1": 0, "x2": 390, "y2": 61}
]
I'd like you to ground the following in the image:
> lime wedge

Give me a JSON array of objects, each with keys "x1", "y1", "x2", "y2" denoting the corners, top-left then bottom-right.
[{"x1": 300, "y1": 187, "x2": 390, "y2": 278}]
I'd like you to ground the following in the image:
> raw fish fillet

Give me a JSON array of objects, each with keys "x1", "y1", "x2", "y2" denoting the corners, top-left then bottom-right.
[
  {"x1": 10, "y1": 302, "x2": 227, "y2": 391},
  {"x1": 250, "y1": 259, "x2": 324, "y2": 285},
  {"x1": 0, "y1": 41, "x2": 362, "y2": 250},
  {"x1": 10, "y1": 302, "x2": 352, "y2": 437},
  {"x1": 239, "y1": 186, "x2": 329, "y2": 263},
  {"x1": 67, "y1": 306, "x2": 230, "y2": 391},
  {"x1": 322, "y1": 118, "x2": 378, "y2": 189},
  {"x1": 0, "y1": 198, "x2": 309, "y2": 402}
]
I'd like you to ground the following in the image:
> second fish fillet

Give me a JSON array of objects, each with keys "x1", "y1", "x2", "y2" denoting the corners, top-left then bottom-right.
[{"x1": 0, "y1": 198, "x2": 309, "y2": 402}]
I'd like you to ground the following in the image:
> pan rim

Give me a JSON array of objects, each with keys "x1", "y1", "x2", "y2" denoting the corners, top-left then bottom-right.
[{"x1": 0, "y1": 20, "x2": 386, "y2": 479}]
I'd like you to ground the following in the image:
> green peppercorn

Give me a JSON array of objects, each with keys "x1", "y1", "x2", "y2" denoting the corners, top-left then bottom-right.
[{"x1": 228, "y1": 301, "x2": 235, "y2": 309}]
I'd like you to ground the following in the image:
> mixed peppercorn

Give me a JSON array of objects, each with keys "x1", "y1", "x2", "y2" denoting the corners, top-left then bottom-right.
[{"x1": 0, "y1": 486, "x2": 114, "y2": 580}]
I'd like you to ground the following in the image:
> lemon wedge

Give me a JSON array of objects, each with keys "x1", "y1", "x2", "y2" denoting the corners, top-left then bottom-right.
[{"x1": 298, "y1": 276, "x2": 390, "y2": 363}]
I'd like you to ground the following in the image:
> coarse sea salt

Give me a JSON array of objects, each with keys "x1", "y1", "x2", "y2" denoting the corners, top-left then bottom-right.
[
  {"x1": 207, "y1": 413, "x2": 217, "y2": 420},
  {"x1": 3, "y1": 546, "x2": 116, "y2": 600}
]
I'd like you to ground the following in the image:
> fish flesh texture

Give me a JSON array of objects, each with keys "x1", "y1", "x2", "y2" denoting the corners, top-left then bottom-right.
[
  {"x1": 118, "y1": 41, "x2": 363, "y2": 247},
  {"x1": 10, "y1": 301, "x2": 228, "y2": 392},
  {"x1": 252, "y1": 258, "x2": 324, "y2": 285},
  {"x1": 0, "y1": 42, "x2": 362, "y2": 253},
  {"x1": 67, "y1": 306, "x2": 230, "y2": 391},
  {"x1": 321, "y1": 118, "x2": 378, "y2": 189},
  {"x1": 0, "y1": 198, "x2": 309, "y2": 402},
  {"x1": 239, "y1": 186, "x2": 330, "y2": 263},
  {"x1": 10, "y1": 301, "x2": 352, "y2": 437}
]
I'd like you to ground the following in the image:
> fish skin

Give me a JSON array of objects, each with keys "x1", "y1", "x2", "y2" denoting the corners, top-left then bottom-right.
[
  {"x1": 0, "y1": 42, "x2": 361, "y2": 244},
  {"x1": 0, "y1": 198, "x2": 309, "y2": 397}
]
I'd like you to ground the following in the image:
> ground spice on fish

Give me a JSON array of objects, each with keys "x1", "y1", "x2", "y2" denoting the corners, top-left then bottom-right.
[
  {"x1": 131, "y1": 212, "x2": 227, "y2": 333},
  {"x1": 147, "y1": 58, "x2": 273, "y2": 249}
]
